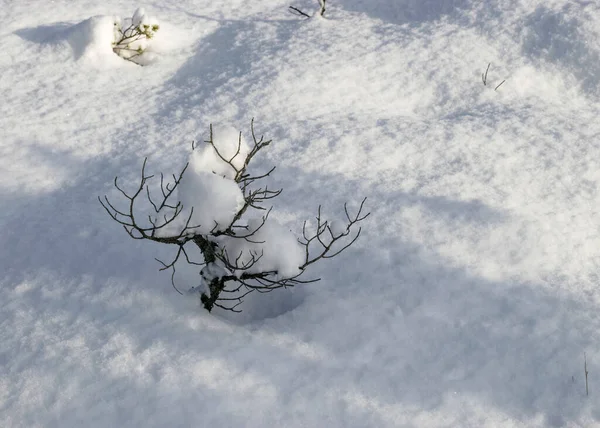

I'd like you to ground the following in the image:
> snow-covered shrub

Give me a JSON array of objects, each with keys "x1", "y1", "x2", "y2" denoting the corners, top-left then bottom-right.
[
  {"x1": 112, "y1": 8, "x2": 159, "y2": 64},
  {"x1": 100, "y1": 121, "x2": 369, "y2": 313}
]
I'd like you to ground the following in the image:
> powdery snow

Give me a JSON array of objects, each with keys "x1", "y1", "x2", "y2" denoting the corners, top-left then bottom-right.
[{"x1": 3, "y1": 0, "x2": 600, "y2": 427}]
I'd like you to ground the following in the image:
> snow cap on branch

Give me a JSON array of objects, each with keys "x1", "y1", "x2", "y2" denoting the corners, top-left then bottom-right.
[
  {"x1": 159, "y1": 126, "x2": 250, "y2": 236},
  {"x1": 220, "y1": 220, "x2": 305, "y2": 278},
  {"x1": 176, "y1": 170, "x2": 244, "y2": 235},
  {"x1": 192, "y1": 125, "x2": 250, "y2": 180}
]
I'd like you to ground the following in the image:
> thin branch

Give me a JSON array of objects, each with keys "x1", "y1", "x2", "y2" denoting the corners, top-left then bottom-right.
[
  {"x1": 213, "y1": 300, "x2": 243, "y2": 313},
  {"x1": 585, "y1": 352, "x2": 590, "y2": 396},
  {"x1": 300, "y1": 197, "x2": 370, "y2": 269},
  {"x1": 482, "y1": 63, "x2": 490, "y2": 86},
  {"x1": 319, "y1": 0, "x2": 326, "y2": 16},
  {"x1": 288, "y1": 6, "x2": 311, "y2": 18}
]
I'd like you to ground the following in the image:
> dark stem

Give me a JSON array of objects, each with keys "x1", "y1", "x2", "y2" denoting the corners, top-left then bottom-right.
[
  {"x1": 585, "y1": 352, "x2": 589, "y2": 396},
  {"x1": 482, "y1": 63, "x2": 490, "y2": 86},
  {"x1": 289, "y1": 6, "x2": 311, "y2": 18}
]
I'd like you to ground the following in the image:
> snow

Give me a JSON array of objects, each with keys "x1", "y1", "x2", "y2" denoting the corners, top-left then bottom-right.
[
  {"x1": 156, "y1": 125, "x2": 251, "y2": 236},
  {"x1": 3, "y1": 0, "x2": 600, "y2": 426},
  {"x1": 160, "y1": 165, "x2": 244, "y2": 236},
  {"x1": 219, "y1": 219, "x2": 305, "y2": 278},
  {"x1": 191, "y1": 124, "x2": 250, "y2": 179},
  {"x1": 65, "y1": 16, "x2": 122, "y2": 66}
]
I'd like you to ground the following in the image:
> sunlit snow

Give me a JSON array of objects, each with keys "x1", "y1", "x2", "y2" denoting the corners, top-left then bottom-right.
[{"x1": 3, "y1": 1, "x2": 600, "y2": 427}]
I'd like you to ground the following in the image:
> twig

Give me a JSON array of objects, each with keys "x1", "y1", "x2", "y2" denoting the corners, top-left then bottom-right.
[
  {"x1": 318, "y1": 0, "x2": 326, "y2": 16},
  {"x1": 289, "y1": 0, "x2": 326, "y2": 18},
  {"x1": 482, "y1": 63, "x2": 507, "y2": 91},
  {"x1": 585, "y1": 352, "x2": 589, "y2": 396},
  {"x1": 494, "y1": 80, "x2": 506, "y2": 91},
  {"x1": 482, "y1": 63, "x2": 490, "y2": 86},
  {"x1": 289, "y1": 6, "x2": 310, "y2": 18}
]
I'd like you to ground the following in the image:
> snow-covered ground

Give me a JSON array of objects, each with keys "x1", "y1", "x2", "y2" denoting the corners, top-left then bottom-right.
[{"x1": 3, "y1": 0, "x2": 600, "y2": 426}]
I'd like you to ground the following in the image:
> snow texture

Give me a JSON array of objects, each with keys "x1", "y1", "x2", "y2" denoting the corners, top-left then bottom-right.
[{"x1": 4, "y1": 0, "x2": 600, "y2": 427}]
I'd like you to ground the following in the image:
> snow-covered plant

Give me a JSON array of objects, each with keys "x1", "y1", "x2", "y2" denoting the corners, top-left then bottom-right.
[
  {"x1": 99, "y1": 121, "x2": 369, "y2": 313},
  {"x1": 289, "y1": 0, "x2": 326, "y2": 18},
  {"x1": 112, "y1": 8, "x2": 159, "y2": 64}
]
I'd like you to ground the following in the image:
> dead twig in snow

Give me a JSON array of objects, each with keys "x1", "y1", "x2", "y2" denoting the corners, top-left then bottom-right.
[
  {"x1": 482, "y1": 63, "x2": 490, "y2": 86},
  {"x1": 289, "y1": 0, "x2": 326, "y2": 18},
  {"x1": 585, "y1": 352, "x2": 590, "y2": 396}
]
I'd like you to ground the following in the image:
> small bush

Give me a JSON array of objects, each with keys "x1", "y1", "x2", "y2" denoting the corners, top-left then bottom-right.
[
  {"x1": 112, "y1": 8, "x2": 159, "y2": 64},
  {"x1": 100, "y1": 121, "x2": 369, "y2": 313}
]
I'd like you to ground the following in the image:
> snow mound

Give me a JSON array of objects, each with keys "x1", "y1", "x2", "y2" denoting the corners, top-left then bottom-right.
[
  {"x1": 63, "y1": 16, "x2": 124, "y2": 66},
  {"x1": 21, "y1": 9, "x2": 181, "y2": 67}
]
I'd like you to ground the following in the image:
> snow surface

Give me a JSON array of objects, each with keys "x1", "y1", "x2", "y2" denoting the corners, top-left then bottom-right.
[{"x1": 3, "y1": 0, "x2": 600, "y2": 426}]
